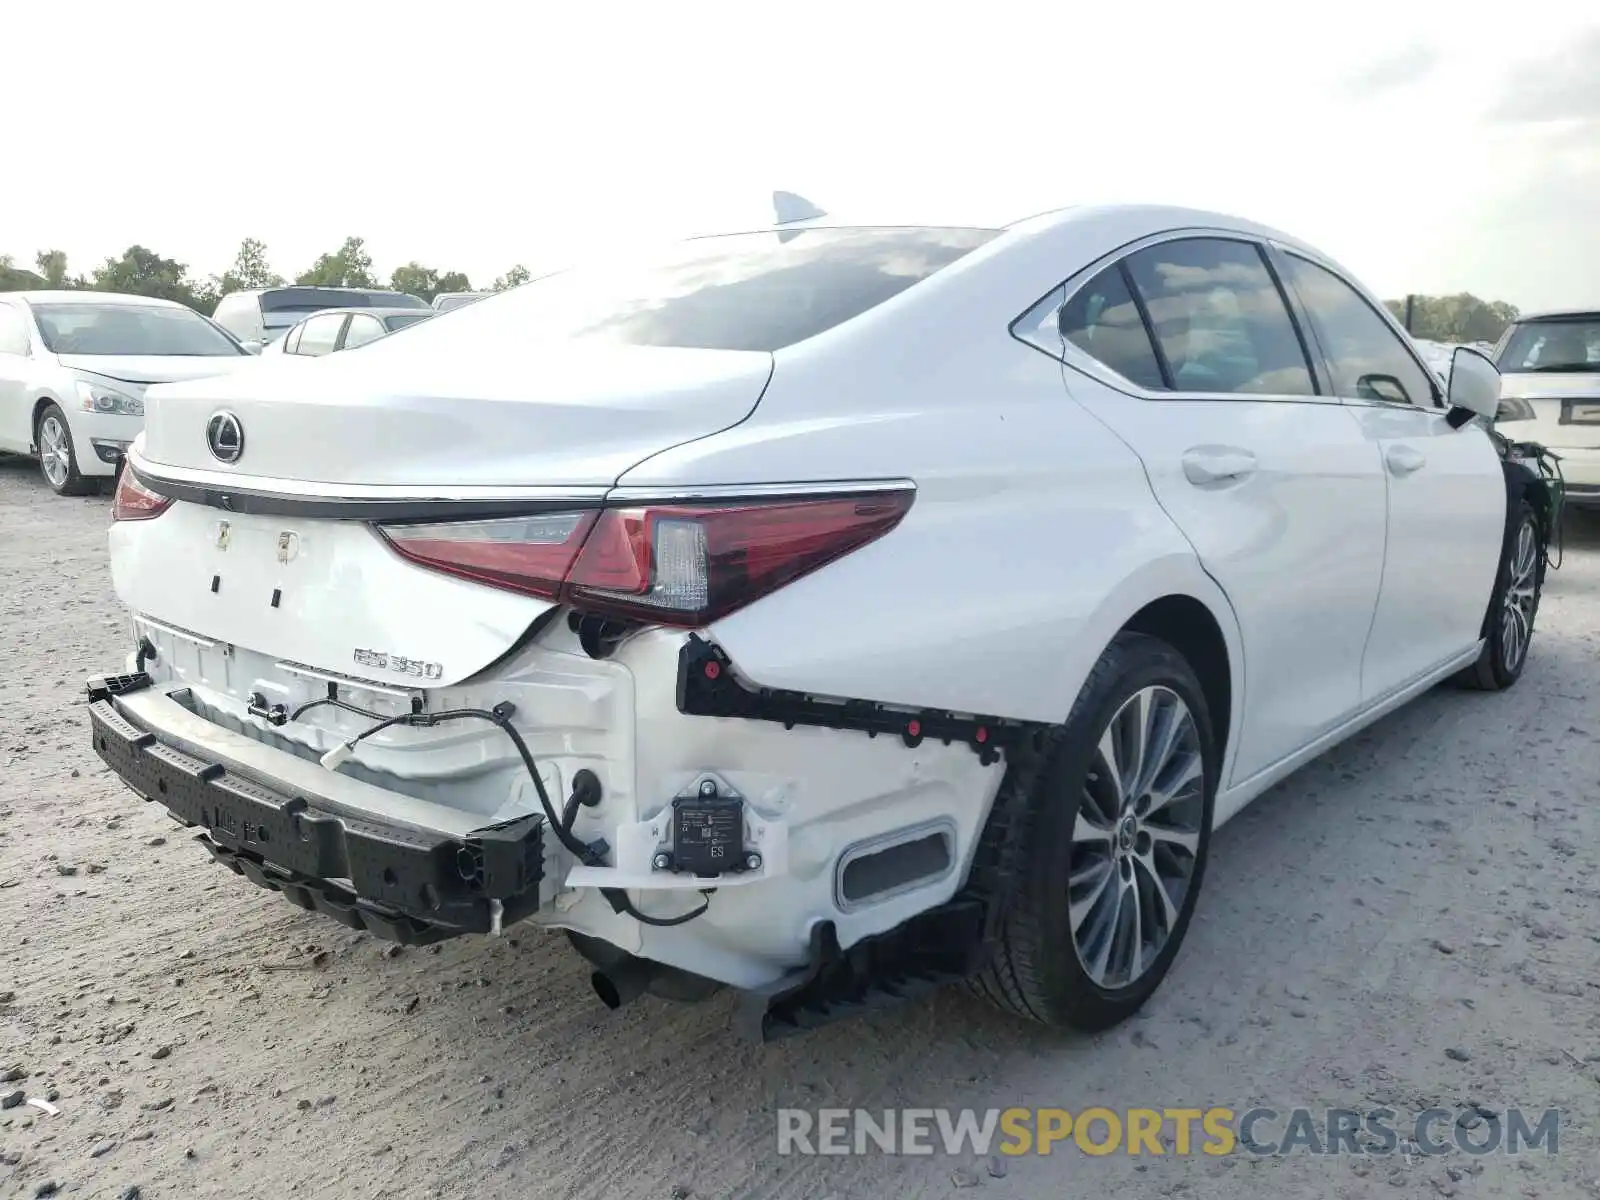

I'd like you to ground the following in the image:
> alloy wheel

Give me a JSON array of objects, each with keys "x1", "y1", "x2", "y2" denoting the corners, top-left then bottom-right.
[
  {"x1": 39, "y1": 416, "x2": 71, "y2": 488},
  {"x1": 1069, "y1": 685, "x2": 1205, "y2": 989},
  {"x1": 1500, "y1": 517, "x2": 1539, "y2": 674}
]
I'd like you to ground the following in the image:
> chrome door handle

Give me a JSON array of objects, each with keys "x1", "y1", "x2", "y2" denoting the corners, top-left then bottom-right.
[
  {"x1": 1385, "y1": 445, "x2": 1426, "y2": 475},
  {"x1": 1182, "y1": 447, "x2": 1258, "y2": 485}
]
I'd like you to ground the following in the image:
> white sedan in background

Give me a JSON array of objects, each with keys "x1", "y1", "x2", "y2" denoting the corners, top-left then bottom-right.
[
  {"x1": 258, "y1": 306, "x2": 435, "y2": 359},
  {"x1": 0, "y1": 291, "x2": 253, "y2": 495},
  {"x1": 95, "y1": 204, "x2": 1552, "y2": 1041}
]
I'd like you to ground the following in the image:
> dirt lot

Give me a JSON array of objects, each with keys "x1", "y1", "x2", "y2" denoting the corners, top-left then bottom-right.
[{"x1": 1, "y1": 455, "x2": 1598, "y2": 1200}]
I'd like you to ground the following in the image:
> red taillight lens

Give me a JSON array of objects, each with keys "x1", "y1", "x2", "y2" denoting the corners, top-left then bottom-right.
[
  {"x1": 378, "y1": 491, "x2": 913, "y2": 626},
  {"x1": 380, "y1": 511, "x2": 599, "y2": 601},
  {"x1": 111, "y1": 470, "x2": 173, "y2": 521}
]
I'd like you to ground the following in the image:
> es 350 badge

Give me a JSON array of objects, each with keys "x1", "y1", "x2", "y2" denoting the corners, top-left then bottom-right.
[{"x1": 353, "y1": 649, "x2": 444, "y2": 680}]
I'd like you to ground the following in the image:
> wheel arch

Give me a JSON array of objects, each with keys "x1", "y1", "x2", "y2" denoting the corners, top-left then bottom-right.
[
  {"x1": 31, "y1": 391, "x2": 66, "y2": 452},
  {"x1": 1072, "y1": 557, "x2": 1246, "y2": 792}
]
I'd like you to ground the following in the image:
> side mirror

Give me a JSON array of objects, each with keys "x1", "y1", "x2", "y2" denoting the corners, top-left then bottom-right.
[
  {"x1": 241, "y1": 340, "x2": 264, "y2": 355},
  {"x1": 1445, "y1": 346, "x2": 1500, "y2": 426}
]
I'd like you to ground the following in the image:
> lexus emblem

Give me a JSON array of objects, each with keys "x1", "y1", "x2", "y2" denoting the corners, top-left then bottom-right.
[{"x1": 206, "y1": 411, "x2": 244, "y2": 464}]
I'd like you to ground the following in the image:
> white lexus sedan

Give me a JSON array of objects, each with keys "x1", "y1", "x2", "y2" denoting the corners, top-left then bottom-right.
[
  {"x1": 0, "y1": 291, "x2": 253, "y2": 495},
  {"x1": 89, "y1": 205, "x2": 1552, "y2": 1040}
]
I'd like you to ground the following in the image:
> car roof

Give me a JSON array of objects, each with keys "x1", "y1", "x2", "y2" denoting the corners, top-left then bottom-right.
[
  {"x1": 692, "y1": 203, "x2": 1324, "y2": 260},
  {"x1": 6, "y1": 290, "x2": 188, "y2": 308}
]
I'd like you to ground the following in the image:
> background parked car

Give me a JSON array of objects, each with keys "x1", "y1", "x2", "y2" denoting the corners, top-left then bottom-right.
[
  {"x1": 431, "y1": 291, "x2": 491, "y2": 313},
  {"x1": 212, "y1": 286, "x2": 430, "y2": 352},
  {"x1": 259, "y1": 306, "x2": 435, "y2": 358},
  {"x1": 0, "y1": 290, "x2": 253, "y2": 495},
  {"x1": 1492, "y1": 308, "x2": 1600, "y2": 508}
]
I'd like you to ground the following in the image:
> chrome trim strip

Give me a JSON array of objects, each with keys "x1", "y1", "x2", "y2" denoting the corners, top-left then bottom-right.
[
  {"x1": 126, "y1": 447, "x2": 609, "y2": 505},
  {"x1": 607, "y1": 478, "x2": 917, "y2": 503}
]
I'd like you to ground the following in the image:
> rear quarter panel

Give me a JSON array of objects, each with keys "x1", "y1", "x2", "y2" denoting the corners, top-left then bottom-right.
[{"x1": 617, "y1": 318, "x2": 1245, "y2": 750}]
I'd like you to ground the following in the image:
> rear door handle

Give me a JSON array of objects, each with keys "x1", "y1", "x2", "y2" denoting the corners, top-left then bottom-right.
[
  {"x1": 1182, "y1": 447, "x2": 1258, "y2": 486},
  {"x1": 1385, "y1": 445, "x2": 1426, "y2": 476}
]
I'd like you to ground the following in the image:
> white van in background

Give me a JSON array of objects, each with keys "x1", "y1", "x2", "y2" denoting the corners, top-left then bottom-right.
[{"x1": 212, "y1": 286, "x2": 430, "y2": 352}]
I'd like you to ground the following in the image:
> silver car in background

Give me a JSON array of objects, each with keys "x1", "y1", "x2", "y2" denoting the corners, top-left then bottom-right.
[
  {"x1": 258, "y1": 307, "x2": 435, "y2": 358},
  {"x1": 212, "y1": 286, "x2": 431, "y2": 352},
  {"x1": 1493, "y1": 309, "x2": 1600, "y2": 508}
]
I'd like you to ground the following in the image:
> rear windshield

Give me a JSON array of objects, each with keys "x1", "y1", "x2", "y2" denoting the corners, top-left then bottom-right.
[
  {"x1": 32, "y1": 303, "x2": 246, "y2": 357},
  {"x1": 374, "y1": 227, "x2": 1000, "y2": 354},
  {"x1": 259, "y1": 288, "x2": 429, "y2": 315},
  {"x1": 1497, "y1": 316, "x2": 1600, "y2": 373}
]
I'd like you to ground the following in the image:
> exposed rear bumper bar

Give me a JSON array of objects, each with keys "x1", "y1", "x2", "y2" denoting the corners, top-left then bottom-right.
[{"x1": 87, "y1": 673, "x2": 545, "y2": 944}]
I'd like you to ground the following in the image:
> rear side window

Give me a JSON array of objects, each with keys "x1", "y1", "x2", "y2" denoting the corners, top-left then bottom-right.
[
  {"x1": 1281, "y1": 254, "x2": 1435, "y2": 406},
  {"x1": 1056, "y1": 265, "x2": 1165, "y2": 390},
  {"x1": 369, "y1": 227, "x2": 1001, "y2": 355},
  {"x1": 1123, "y1": 238, "x2": 1316, "y2": 396}
]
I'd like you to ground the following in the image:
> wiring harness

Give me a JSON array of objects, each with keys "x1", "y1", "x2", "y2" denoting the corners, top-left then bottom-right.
[{"x1": 314, "y1": 699, "x2": 710, "y2": 928}]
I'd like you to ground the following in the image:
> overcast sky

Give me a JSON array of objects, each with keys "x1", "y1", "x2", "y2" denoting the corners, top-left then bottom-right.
[{"x1": 6, "y1": 1, "x2": 1596, "y2": 311}]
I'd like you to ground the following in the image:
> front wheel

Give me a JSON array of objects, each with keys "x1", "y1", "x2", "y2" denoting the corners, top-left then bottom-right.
[
  {"x1": 36, "y1": 403, "x2": 94, "y2": 497},
  {"x1": 1454, "y1": 499, "x2": 1543, "y2": 691},
  {"x1": 972, "y1": 632, "x2": 1217, "y2": 1031}
]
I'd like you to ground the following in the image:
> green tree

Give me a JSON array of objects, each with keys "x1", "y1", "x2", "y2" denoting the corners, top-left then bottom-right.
[
  {"x1": 296, "y1": 236, "x2": 377, "y2": 288},
  {"x1": 218, "y1": 238, "x2": 284, "y2": 292},
  {"x1": 35, "y1": 250, "x2": 71, "y2": 288},
  {"x1": 388, "y1": 263, "x2": 475, "y2": 302},
  {"x1": 492, "y1": 264, "x2": 530, "y2": 291},
  {"x1": 0, "y1": 255, "x2": 47, "y2": 292},
  {"x1": 389, "y1": 261, "x2": 439, "y2": 301},
  {"x1": 1385, "y1": 294, "x2": 1520, "y2": 344},
  {"x1": 90, "y1": 246, "x2": 206, "y2": 308}
]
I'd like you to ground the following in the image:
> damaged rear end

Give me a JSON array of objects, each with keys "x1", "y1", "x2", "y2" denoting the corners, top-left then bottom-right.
[{"x1": 89, "y1": 224, "x2": 1016, "y2": 1039}]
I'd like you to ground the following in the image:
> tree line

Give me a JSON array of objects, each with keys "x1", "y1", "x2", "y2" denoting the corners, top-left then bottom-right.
[
  {"x1": 0, "y1": 237, "x2": 534, "y2": 313},
  {"x1": 1, "y1": 236, "x2": 1521, "y2": 344}
]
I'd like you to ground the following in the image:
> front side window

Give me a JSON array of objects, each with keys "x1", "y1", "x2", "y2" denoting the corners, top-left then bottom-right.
[
  {"x1": 1056, "y1": 265, "x2": 1165, "y2": 390},
  {"x1": 293, "y1": 313, "x2": 347, "y2": 356},
  {"x1": 1281, "y1": 254, "x2": 1435, "y2": 406},
  {"x1": 31, "y1": 303, "x2": 246, "y2": 357},
  {"x1": 1496, "y1": 315, "x2": 1600, "y2": 373},
  {"x1": 1123, "y1": 238, "x2": 1316, "y2": 396}
]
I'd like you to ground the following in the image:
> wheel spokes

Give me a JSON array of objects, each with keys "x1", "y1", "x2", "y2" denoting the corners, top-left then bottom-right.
[{"x1": 1069, "y1": 684, "x2": 1206, "y2": 990}]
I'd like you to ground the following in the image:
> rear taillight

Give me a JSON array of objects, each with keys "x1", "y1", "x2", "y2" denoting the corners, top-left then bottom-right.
[
  {"x1": 111, "y1": 470, "x2": 173, "y2": 521},
  {"x1": 379, "y1": 491, "x2": 913, "y2": 626}
]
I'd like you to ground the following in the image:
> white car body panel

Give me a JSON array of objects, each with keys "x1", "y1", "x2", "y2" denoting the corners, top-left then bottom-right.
[
  {"x1": 98, "y1": 203, "x2": 1514, "y2": 999},
  {"x1": 138, "y1": 343, "x2": 774, "y2": 488}
]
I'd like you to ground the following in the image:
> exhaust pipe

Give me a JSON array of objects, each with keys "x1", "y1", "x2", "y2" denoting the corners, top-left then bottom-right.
[{"x1": 591, "y1": 956, "x2": 655, "y2": 1010}]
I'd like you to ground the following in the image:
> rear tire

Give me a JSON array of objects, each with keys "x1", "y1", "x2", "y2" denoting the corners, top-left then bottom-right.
[
  {"x1": 1453, "y1": 499, "x2": 1542, "y2": 691},
  {"x1": 35, "y1": 403, "x2": 93, "y2": 497},
  {"x1": 972, "y1": 632, "x2": 1217, "y2": 1031}
]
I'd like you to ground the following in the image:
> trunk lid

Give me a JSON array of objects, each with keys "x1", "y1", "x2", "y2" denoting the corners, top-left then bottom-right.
[
  {"x1": 110, "y1": 500, "x2": 551, "y2": 690},
  {"x1": 57, "y1": 354, "x2": 255, "y2": 388},
  {"x1": 135, "y1": 343, "x2": 774, "y2": 488},
  {"x1": 1499, "y1": 371, "x2": 1600, "y2": 449}
]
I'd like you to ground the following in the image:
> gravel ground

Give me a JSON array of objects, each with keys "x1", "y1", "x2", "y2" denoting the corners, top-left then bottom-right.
[{"x1": 2, "y1": 453, "x2": 1598, "y2": 1200}]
